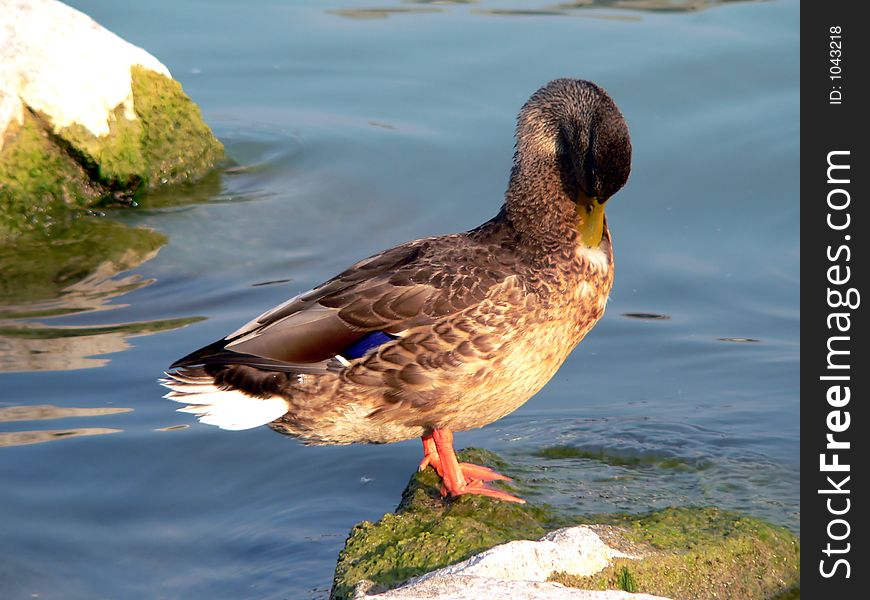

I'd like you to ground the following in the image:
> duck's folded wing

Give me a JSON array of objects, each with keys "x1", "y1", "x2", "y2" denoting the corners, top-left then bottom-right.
[{"x1": 169, "y1": 236, "x2": 511, "y2": 373}]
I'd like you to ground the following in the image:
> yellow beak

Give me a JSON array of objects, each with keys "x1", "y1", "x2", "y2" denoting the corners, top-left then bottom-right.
[{"x1": 575, "y1": 194, "x2": 605, "y2": 247}]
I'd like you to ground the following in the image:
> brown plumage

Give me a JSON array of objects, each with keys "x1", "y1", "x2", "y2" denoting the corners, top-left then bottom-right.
[{"x1": 162, "y1": 78, "x2": 631, "y2": 502}]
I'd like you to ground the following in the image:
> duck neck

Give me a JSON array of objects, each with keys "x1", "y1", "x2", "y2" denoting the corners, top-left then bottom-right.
[{"x1": 503, "y1": 157, "x2": 595, "y2": 255}]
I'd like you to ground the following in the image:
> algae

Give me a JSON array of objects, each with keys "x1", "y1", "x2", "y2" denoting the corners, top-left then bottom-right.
[
  {"x1": 331, "y1": 448, "x2": 563, "y2": 600},
  {"x1": 130, "y1": 66, "x2": 225, "y2": 187},
  {"x1": 550, "y1": 507, "x2": 800, "y2": 600},
  {"x1": 534, "y1": 444, "x2": 711, "y2": 471},
  {"x1": 0, "y1": 66, "x2": 223, "y2": 239},
  {"x1": 53, "y1": 66, "x2": 224, "y2": 193},
  {"x1": 0, "y1": 112, "x2": 102, "y2": 237},
  {"x1": 57, "y1": 106, "x2": 147, "y2": 191}
]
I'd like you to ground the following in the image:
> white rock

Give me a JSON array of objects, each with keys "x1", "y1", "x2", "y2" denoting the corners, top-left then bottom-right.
[
  {"x1": 353, "y1": 526, "x2": 674, "y2": 600},
  {"x1": 421, "y1": 526, "x2": 634, "y2": 583},
  {"x1": 356, "y1": 575, "x2": 671, "y2": 600},
  {"x1": 0, "y1": 0, "x2": 171, "y2": 150}
]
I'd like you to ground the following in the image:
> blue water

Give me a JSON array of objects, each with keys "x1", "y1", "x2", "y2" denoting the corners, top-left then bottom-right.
[{"x1": 0, "y1": 1, "x2": 799, "y2": 598}]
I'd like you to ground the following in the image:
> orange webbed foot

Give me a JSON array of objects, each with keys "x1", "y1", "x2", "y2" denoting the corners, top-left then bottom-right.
[
  {"x1": 419, "y1": 455, "x2": 513, "y2": 483},
  {"x1": 441, "y1": 479, "x2": 526, "y2": 504},
  {"x1": 421, "y1": 430, "x2": 525, "y2": 504},
  {"x1": 456, "y1": 462, "x2": 512, "y2": 483}
]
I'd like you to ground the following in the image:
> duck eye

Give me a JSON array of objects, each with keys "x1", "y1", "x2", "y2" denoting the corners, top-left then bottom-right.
[{"x1": 585, "y1": 204, "x2": 593, "y2": 214}]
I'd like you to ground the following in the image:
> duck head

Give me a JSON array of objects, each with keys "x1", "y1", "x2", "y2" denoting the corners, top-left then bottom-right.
[{"x1": 507, "y1": 79, "x2": 631, "y2": 248}]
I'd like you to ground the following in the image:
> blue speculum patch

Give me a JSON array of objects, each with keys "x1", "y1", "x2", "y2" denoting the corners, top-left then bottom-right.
[{"x1": 342, "y1": 331, "x2": 397, "y2": 359}]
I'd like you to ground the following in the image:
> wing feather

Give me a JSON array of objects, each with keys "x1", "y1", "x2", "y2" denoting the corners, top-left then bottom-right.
[{"x1": 170, "y1": 234, "x2": 515, "y2": 373}]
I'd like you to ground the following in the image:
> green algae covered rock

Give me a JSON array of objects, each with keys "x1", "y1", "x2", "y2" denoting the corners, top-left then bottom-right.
[
  {"x1": 0, "y1": 66, "x2": 224, "y2": 239},
  {"x1": 332, "y1": 449, "x2": 800, "y2": 600},
  {"x1": 332, "y1": 449, "x2": 563, "y2": 599},
  {"x1": 552, "y1": 507, "x2": 800, "y2": 600},
  {"x1": 56, "y1": 66, "x2": 225, "y2": 193},
  {"x1": 0, "y1": 0, "x2": 224, "y2": 239}
]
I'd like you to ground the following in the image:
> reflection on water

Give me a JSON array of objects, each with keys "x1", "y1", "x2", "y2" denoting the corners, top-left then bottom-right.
[
  {"x1": 621, "y1": 312, "x2": 671, "y2": 321},
  {"x1": 0, "y1": 214, "x2": 204, "y2": 372},
  {"x1": 332, "y1": 0, "x2": 766, "y2": 19},
  {"x1": 251, "y1": 278, "x2": 294, "y2": 287},
  {"x1": 405, "y1": 0, "x2": 477, "y2": 4},
  {"x1": 154, "y1": 424, "x2": 190, "y2": 431},
  {"x1": 0, "y1": 216, "x2": 164, "y2": 307},
  {"x1": 367, "y1": 120, "x2": 397, "y2": 131},
  {"x1": 0, "y1": 316, "x2": 203, "y2": 372},
  {"x1": 553, "y1": 0, "x2": 764, "y2": 12},
  {"x1": 0, "y1": 405, "x2": 132, "y2": 422},
  {"x1": 329, "y1": 6, "x2": 442, "y2": 18},
  {"x1": 474, "y1": 7, "x2": 570, "y2": 16},
  {"x1": 126, "y1": 170, "x2": 222, "y2": 210},
  {"x1": 0, "y1": 405, "x2": 131, "y2": 448},
  {"x1": 0, "y1": 428, "x2": 123, "y2": 448},
  {"x1": 0, "y1": 267, "x2": 150, "y2": 321}
]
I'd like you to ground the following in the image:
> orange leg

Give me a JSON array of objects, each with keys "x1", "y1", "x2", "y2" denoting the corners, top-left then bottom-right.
[
  {"x1": 419, "y1": 435, "x2": 513, "y2": 482},
  {"x1": 418, "y1": 430, "x2": 525, "y2": 504}
]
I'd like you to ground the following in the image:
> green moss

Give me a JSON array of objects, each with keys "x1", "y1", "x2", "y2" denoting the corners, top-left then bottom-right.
[
  {"x1": 331, "y1": 449, "x2": 563, "y2": 600},
  {"x1": 1, "y1": 66, "x2": 223, "y2": 238},
  {"x1": 56, "y1": 66, "x2": 224, "y2": 192},
  {"x1": 626, "y1": 506, "x2": 772, "y2": 549},
  {"x1": 58, "y1": 106, "x2": 147, "y2": 189},
  {"x1": 534, "y1": 445, "x2": 710, "y2": 471},
  {"x1": 0, "y1": 113, "x2": 103, "y2": 238},
  {"x1": 551, "y1": 507, "x2": 800, "y2": 600},
  {"x1": 0, "y1": 214, "x2": 166, "y2": 305},
  {"x1": 130, "y1": 66, "x2": 225, "y2": 187}
]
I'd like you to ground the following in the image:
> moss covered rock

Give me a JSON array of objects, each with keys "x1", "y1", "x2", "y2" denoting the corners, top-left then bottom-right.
[
  {"x1": 0, "y1": 0, "x2": 224, "y2": 239},
  {"x1": 332, "y1": 449, "x2": 800, "y2": 600},
  {"x1": 332, "y1": 449, "x2": 563, "y2": 599},
  {"x1": 552, "y1": 507, "x2": 800, "y2": 600},
  {"x1": 52, "y1": 66, "x2": 225, "y2": 192}
]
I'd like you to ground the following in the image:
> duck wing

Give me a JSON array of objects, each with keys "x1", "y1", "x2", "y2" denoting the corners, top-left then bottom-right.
[{"x1": 170, "y1": 234, "x2": 512, "y2": 374}]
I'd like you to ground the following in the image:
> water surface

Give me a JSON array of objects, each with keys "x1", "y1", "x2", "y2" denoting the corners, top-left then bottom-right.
[{"x1": 0, "y1": 0, "x2": 799, "y2": 597}]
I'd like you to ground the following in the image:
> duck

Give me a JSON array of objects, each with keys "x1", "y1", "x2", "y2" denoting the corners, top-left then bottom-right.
[{"x1": 162, "y1": 78, "x2": 631, "y2": 504}]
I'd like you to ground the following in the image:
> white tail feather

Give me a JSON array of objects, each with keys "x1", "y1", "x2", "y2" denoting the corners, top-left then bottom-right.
[{"x1": 160, "y1": 372, "x2": 289, "y2": 431}]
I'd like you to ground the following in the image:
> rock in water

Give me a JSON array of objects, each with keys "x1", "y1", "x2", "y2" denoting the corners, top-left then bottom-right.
[
  {"x1": 354, "y1": 576, "x2": 671, "y2": 600},
  {"x1": 351, "y1": 526, "x2": 673, "y2": 599},
  {"x1": 332, "y1": 449, "x2": 800, "y2": 600},
  {"x1": 0, "y1": 0, "x2": 224, "y2": 237}
]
